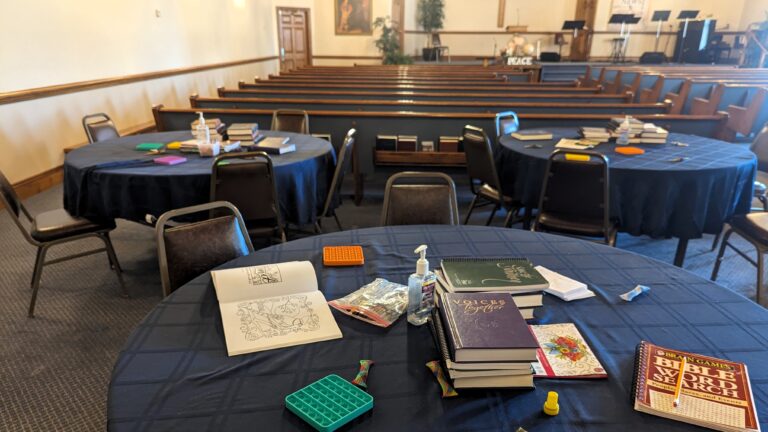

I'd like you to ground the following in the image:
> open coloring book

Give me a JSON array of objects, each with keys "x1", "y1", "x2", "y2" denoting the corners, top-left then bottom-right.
[{"x1": 211, "y1": 261, "x2": 342, "y2": 356}]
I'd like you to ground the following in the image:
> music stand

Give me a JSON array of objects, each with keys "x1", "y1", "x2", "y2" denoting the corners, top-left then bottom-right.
[
  {"x1": 621, "y1": 16, "x2": 641, "y2": 59},
  {"x1": 676, "y1": 10, "x2": 699, "y2": 63},
  {"x1": 609, "y1": 14, "x2": 633, "y2": 37},
  {"x1": 562, "y1": 20, "x2": 586, "y2": 39},
  {"x1": 651, "y1": 10, "x2": 671, "y2": 51}
]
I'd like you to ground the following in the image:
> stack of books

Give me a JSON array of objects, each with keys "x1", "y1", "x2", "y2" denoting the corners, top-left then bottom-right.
[
  {"x1": 190, "y1": 118, "x2": 226, "y2": 143},
  {"x1": 227, "y1": 123, "x2": 259, "y2": 142},
  {"x1": 435, "y1": 257, "x2": 548, "y2": 320},
  {"x1": 608, "y1": 116, "x2": 644, "y2": 139},
  {"x1": 429, "y1": 291, "x2": 538, "y2": 389},
  {"x1": 631, "y1": 123, "x2": 669, "y2": 144},
  {"x1": 179, "y1": 139, "x2": 200, "y2": 153},
  {"x1": 578, "y1": 127, "x2": 612, "y2": 142}
]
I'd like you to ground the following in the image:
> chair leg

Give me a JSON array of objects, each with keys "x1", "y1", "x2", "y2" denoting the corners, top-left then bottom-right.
[
  {"x1": 760, "y1": 195, "x2": 768, "y2": 211},
  {"x1": 503, "y1": 208, "x2": 520, "y2": 228},
  {"x1": 463, "y1": 195, "x2": 478, "y2": 225},
  {"x1": 608, "y1": 231, "x2": 618, "y2": 247},
  {"x1": 711, "y1": 229, "x2": 734, "y2": 281},
  {"x1": 101, "y1": 233, "x2": 128, "y2": 298},
  {"x1": 314, "y1": 222, "x2": 323, "y2": 234},
  {"x1": 485, "y1": 205, "x2": 499, "y2": 226},
  {"x1": 333, "y1": 213, "x2": 343, "y2": 231},
  {"x1": 710, "y1": 230, "x2": 722, "y2": 252},
  {"x1": 30, "y1": 247, "x2": 45, "y2": 289},
  {"x1": 757, "y1": 248, "x2": 765, "y2": 305},
  {"x1": 28, "y1": 246, "x2": 49, "y2": 318}
]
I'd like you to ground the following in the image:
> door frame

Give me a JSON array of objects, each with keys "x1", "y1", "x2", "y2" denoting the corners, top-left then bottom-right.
[{"x1": 276, "y1": 7, "x2": 313, "y2": 71}]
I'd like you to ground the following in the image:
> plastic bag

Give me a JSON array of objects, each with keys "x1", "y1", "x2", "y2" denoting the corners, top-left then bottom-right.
[{"x1": 328, "y1": 278, "x2": 408, "y2": 327}]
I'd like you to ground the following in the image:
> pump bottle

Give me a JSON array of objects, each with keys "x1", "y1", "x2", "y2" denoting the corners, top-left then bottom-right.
[
  {"x1": 407, "y1": 245, "x2": 437, "y2": 326},
  {"x1": 195, "y1": 111, "x2": 210, "y2": 146},
  {"x1": 616, "y1": 115, "x2": 631, "y2": 145}
]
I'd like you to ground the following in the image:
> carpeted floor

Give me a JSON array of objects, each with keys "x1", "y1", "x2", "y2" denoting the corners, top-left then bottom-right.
[{"x1": 0, "y1": 178, "x2": 758, "y2": 431}]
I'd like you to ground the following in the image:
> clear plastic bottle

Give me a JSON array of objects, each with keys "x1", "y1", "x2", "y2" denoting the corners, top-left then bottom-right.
[
  {"x1": 407, "y1": 245, "x2": 437, "y2": 326},
  {"x1": 616, "y1": 115, "x2": 631, "y2": 145},
  {"x1": 195, "y1": 111, "x2": 210, "y2": 146}
]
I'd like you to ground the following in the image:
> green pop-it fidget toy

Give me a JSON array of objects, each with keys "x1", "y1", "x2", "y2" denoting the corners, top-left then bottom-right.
[{"x1": 285, "y1": 374, "x2": 374, "y2": 432}]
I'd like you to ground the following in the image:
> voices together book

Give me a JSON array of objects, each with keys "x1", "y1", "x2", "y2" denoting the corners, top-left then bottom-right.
[
  {"x1": 211, "y1": 261, "x2": 342, "y2": 356},
  {"x1": 631, "y1": 341, "x2": 759, "y2": 432},
  {"x1": 437, "y1": 292, "x2": 539, "y2": 363}
]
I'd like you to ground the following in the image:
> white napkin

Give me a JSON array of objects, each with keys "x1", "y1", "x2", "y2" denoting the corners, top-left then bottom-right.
[{"x1": 535, "y1": 265, "x2": 595, "y2": 302}]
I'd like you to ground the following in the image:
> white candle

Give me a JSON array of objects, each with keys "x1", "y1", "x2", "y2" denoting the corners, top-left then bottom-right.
[{"x1": 536, "y1": 40, "x2": 541, "y2": 59}]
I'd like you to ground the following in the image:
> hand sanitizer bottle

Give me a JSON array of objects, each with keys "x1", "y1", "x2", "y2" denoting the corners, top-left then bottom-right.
[
  {"x1": 407, "y1": 245, "x2": 437, "y2": 326},
  {"x1": 195, "y1": 111, "x2": 210, "y2": 145},
  {"x1": 616, "y1": 115, "x2": 630, "y2": 145}
]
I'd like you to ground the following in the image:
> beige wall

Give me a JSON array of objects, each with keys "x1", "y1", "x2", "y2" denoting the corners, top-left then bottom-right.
[
  {"x1": 740, "y1": 0, "x2": 768, "y2": 29},
  {"x1": 309, "y1": 0, "x2": 392, "y2": 63},
  {"x1": 0, "y1": 0, "x2": 281, "y2": 183},
  {"x1": 403, "y1": 0, "x2": 753, "y2": 60}
]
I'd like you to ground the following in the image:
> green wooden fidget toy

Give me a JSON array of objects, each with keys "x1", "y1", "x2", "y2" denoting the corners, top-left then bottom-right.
[{"x1": 285, "y1": 374, "x2": 373, "y2": 432}]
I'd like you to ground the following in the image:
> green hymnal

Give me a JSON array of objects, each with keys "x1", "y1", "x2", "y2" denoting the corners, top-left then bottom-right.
[
  {"x1": 440, "y1": 258, "x2": 548, "y2": 293},
  {"x1": 135, "y1": 142, "x2": 165, "y2": 151}
]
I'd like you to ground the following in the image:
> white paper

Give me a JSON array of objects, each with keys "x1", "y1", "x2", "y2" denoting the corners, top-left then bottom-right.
[
  {"x1": 535, "y1": 265, "x2": 595, "y2": 302},
  {"x1": 211, "y1": 261, "x2": 342, "y2": 356}
]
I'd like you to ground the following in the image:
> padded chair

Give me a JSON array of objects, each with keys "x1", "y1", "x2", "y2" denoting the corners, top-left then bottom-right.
[
  {"x1": 711, "y1": 213, "x2": 768, "y2": 305},
  {"x1": 495, "y1": 111, "x2": 520, "y2": 140},
  {"x1": 271, "y1": 109, "x2": 309, "y2": 134},
  {"x1": 462, "y1": 125, "x2": 522, "y2": 227},
  {"x1": 156, "y1": 201, "x2": 254, "y2": 297},
  {"x1": 380, "y1": 172, "x2": 459, "y2": 226},
  {"x1": 316, "y1": 129, "x2": 356, "y2": 233},
  {"x1": 82, "y1": 113, "x2": 120, "y2": 143},
  {"x1": 531, "y1": 149, "x2": 618, "y2": 246},
  {"x1": 711, "y1": 124, "x2": 768, "y2": 251},
  {"x1": 0, "y1": 169, "x2": 125, "y2": 317},
  {"x1": 211, "y1": 151, "x2": 286, "y2": 244}
]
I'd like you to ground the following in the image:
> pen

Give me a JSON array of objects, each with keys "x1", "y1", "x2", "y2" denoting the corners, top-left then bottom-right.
[{"x1": 673, "y1": 356, "x2": 687, "y2": 408}]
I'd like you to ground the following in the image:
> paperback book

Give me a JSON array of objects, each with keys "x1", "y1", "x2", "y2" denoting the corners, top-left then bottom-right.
[
  {"x1": 440, "y1": 258, "x2": 548, "y2": 293},
  {"x1": 211, "y1": 261, "x2": 342, "y2": 356},
  {"x1": 631, "y1": 340, "x2": 759, "y2": 432},
  {"x1": 530, "y1": 323, "x2": 607, "y2": 378}
]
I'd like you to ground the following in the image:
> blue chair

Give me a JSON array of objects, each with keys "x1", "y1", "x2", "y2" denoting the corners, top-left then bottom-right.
[{"x1": 494, "y1": 111, "x2": 519, "y2": 139}]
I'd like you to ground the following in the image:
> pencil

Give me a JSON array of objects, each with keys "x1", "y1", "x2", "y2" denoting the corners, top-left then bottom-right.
[{"x1": 673, "y1": 356, "x2": 687, "y2": 408}]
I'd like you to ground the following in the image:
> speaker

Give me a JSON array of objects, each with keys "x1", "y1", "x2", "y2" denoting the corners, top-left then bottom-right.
[
  {"x1": 673, "y1": 19, "x2": 716, "y2": 63},
  {"x1": 539, "y1": 52, "x2": 561, "y2": 62},
  {"x1": 640, "y1": 52, "x2": 667, "y2": 64}
]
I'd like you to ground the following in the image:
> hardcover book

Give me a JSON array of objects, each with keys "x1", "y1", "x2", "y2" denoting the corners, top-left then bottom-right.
[
  {"x1": 437, "y1": 292, "x2": 539, "y2": 362},
  {"x1": 434, "y1": 269, "x2": 543, "y2": 308},
  {"x1": 631, "y1": 341, "x2": 759, "y2": 432},
  {"x1": 255, "y1": 136, "x2": 295, "y2": 154},
  {"x1": 530, "y1": 323, "x2": 607, "y2": 378},
  {"x1": 211, "y1": 261, "x2": 342, "y2": 356},
  {"x1": 440, "y1": 258, "x2": 548, "y2": 292},
  {"x1": 510, "y1": 130, "x2": 553, "y2": 141}
]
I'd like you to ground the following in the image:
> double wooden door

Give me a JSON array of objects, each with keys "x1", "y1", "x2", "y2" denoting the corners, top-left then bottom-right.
[{"x1": 277, "y1": 8, "x2": 311, "y2": 72}]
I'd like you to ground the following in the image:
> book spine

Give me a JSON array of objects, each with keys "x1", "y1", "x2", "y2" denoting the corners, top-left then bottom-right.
[{"x1": 437, "y1": 296, "x2": 462, "y2": 356}]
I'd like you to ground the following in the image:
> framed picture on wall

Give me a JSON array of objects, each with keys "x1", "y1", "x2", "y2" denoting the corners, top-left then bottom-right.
[
  {"x1": 335, "y1": 0, "x2": 372, "y2": 35},
  {"x1": 609, "y1": 0, "x2": 649, "y2": 29}
]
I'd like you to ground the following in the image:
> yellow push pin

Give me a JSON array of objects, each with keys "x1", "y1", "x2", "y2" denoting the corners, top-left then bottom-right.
[{"x1": 543, "y1": 391, "x2": 560, "y2": 416}]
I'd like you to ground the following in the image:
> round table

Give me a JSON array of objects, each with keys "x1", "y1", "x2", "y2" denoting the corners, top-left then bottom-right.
[
  {"x1": 63, "y1": 131, "x2": 335, "y2": 226},
  {"x1": 108, "y1": 226, "x2": 768, "y2": 431},
  {"x1": 497, "y1": 128, "x2": 756, "y2": 265}
]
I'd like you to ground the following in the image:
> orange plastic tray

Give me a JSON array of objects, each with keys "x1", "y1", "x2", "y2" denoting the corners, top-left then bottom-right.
[{"x1": 323, "y1": 246, "x2": 365, "y2": 266}]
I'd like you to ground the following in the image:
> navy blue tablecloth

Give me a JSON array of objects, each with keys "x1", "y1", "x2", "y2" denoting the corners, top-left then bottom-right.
[
  {"x1": 497, "y1": 128, "x2": 756, "y2": 239},
  {"x1": 108, "y1": 226, "x2": 768, "y2": 431},
  {"x1": 63, "y1": 131, "x2": 335, "y2": 225}
]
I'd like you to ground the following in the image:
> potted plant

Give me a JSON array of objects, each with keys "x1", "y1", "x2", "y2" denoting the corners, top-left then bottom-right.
[
  {"x1": 373, "y1": 17, "x2": 413, "y2": 65},
  {"x1": 417, "y1": 0, "x2": 445, "y2": 61}
]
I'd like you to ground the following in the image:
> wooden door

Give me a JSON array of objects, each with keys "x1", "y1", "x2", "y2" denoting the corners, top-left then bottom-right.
[{"x1": 277, "y1": 8, "x2": 311, "y2": 72}]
